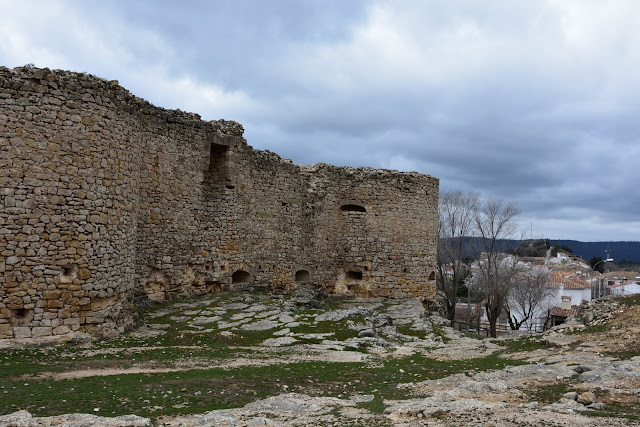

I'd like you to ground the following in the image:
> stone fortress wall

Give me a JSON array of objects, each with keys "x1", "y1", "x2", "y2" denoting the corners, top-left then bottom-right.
[{"x1": 0, "y1": 66, "x2": 439, "y2": 339}]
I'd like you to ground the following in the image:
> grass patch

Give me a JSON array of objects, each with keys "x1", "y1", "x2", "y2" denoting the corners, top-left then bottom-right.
[
  {"x1": 0, "y1": 347, "x2": 526, "y2": 420},
  {"x1": 586, "y1": 390, "x2": 640, "y2": 421},
  {"x1": 528, "y1": 381, "x2": 571, "y2": 404},
  {"x1": 603, "y1": 347, "x2": 640, "y2": 360},
  {"x1": 429, "y1": 320, "x2": 450, "y2": 344},
  {"x1": 617, "y1": 294, "x2": 640, "y2": 306},
  {"x1": 395, "y1": 324, "x2": 428, "y2": 340},
  {"x1": 0, "y1": 290, "x2": 531, "y2": 421},
  {"x1": 497, "y1": 337, "x2": 548, "y2": 353},
  {"x1": 568, "y1": 323, "x2": 611, "y2": 335}
]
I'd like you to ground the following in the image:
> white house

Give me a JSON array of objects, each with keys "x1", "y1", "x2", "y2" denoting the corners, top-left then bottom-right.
[
  {"x1": 552, "y1": 270, "x2": 592, "y2": 304},
  {"x1": 471, "y1": 259, "x2": 593, "y2": 329},
  {"x1": 547, "y1": 271, "x2": 592, "y2": 326},
  {"x1": 597, "y1": 271, "x2": 640, "y2": 297},
  {"x1": 610, "y1": 282, "x2": 640, "y2": 296},
  {"x1": 547, "y1": 251, "x2": 589, "y2": 269}
]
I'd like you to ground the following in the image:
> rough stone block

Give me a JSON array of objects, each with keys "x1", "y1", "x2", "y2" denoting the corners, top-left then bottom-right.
[
  {"x1": 53, "y1": 325, "x2": 71, "y2": 335},
  {"x1": 13, "y1": 327, "x2": 32, "y2": 339},
  {"x1": 31, "y1": 326, "x2": 52, "y2": 337}
]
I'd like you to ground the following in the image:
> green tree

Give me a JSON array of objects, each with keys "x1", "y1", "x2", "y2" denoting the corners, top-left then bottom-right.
[{"x1": 589, "y1": 256, "x2": 604, "y2": 273}]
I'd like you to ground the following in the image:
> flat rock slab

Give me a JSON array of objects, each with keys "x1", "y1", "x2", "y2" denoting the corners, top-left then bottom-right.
[
  {"x1": 262, "y1": 337, "x2": 298, "y2": 347},
  {"x1": 241, "y1": 319, "x2": 281, "y2": 331},
  {"x1": 577, "y1": 356, "x2": 640, "y2": 391},
  {"x1": 0, "y1": 411, "x2": 151, "y2": 427},
  {"x1": 384, "y1": 396, "x2": 509, "y2": 416},
  {"x1": 315, "y1": 308, "x2": 372, "y2": 322},
  {"x1": 161, "y1": 393, "x2": 369, "y2": 426},
  {"x1": 230, "y1": 312, "x2": 255, "y2": 320},
  {"x1": 190, "y1": 316, "x2": 222, "y2": 325},
  {"x1": 245, "y1": 304, "x2": 269, "y2": 313},
  {"x1": 223, "y1": 303, "x2": 250, "y2": 310}
]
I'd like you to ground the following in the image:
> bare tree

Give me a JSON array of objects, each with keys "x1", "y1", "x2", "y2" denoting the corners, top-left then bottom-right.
[
  {"x1": 466, "y1": 254, "x2": 523, "y2": 337},
  {"x1": 437, "y1": 191, "x2": 479, "y2": 324},
  {"x1": 505, "y1": 266, "x2": 557, "y2": 330},
  {"x1": 470, "y1": 198, "x2": 521, "y2": 337}
]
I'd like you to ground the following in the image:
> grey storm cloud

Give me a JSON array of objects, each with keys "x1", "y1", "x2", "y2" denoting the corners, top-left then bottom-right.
[{"x1": 1, "y1": 0, "x2": 639, "y2": 241}]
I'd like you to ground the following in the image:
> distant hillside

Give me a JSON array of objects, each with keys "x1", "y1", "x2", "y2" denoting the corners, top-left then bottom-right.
[
  {"x1": 550, "y1": 240, "x2": 640, "y2": 263},
  {"x1": 442, "y1": 238, "x2": 640, "y2": 262}
]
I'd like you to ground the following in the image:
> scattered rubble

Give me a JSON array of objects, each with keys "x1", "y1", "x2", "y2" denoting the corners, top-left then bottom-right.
[{"x1": 580, "y1": 296, "x2": 625, "y2": 325}]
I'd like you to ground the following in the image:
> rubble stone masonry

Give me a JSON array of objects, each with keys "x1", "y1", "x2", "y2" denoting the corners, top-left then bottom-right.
[{"x1": 0, "y1": 66, "x2": 439, "y2": 339}]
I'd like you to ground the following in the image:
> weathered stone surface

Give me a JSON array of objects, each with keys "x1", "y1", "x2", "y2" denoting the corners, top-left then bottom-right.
[
  {"x1": 0, "y1": 410, "x2": 151, "y2": 426},
  {"x1": 1, "y1": 292, "x2": 638, "y2": 426},
  {"x1": 562, "y1": 391, "x2": 578, "y2": 401},
  {"x1": 315, "y1": 307, "x2": 373, "y2": 322},
  {"x1": 576, "y1": 356, "x2": 640, "y2": 393},
  {"x1": 0, "y1": 66, "x2": 439, "y2": 340},
  {"x1": 577, "y1": 391, "x2": 596, "y2": 405},
  {"x1": 292, "y1": 285, "x2": 328, "y2": 308},
  {"x1": 162, "y1": 393, "x2": 366, "y2": 426}
]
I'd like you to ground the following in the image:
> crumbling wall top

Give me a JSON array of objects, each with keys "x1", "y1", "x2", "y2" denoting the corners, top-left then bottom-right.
[
  {"x1": 300, "y1": 162, "x2": 438, "y2": 183},
  {"x1": 0, "y1": 65, "x2": 244, "y2": 137}
]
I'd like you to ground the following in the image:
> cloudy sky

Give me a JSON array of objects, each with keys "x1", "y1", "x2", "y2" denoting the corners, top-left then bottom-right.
[{"x1": 2, "y1": 1, "x2": 639, "y2": 242}]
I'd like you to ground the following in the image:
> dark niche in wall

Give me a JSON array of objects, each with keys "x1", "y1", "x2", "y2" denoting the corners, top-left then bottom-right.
[
  {"x1": 10, "y1": 308, "x2": 33, "y2": 326},
  {"x1": 295, "y1": 270, "x2": 310, "y2": 282},
  {"x1": 340, "y1": 204, "x2": 366, "y2": 213},
  {"x1": 346, "y1": 271, "x2": 363, "y2": 280},
  {"x1": 232, "y1": 270, "x2": 251, "y2": 284},
  {"x1": 428, "y1": 271, "x2": 436, "y2": 280},
  {"x1": 207, "y1": 143, "x2": 231, "y2": 190},
  {"x1": 60, "y1": 264, "x2": 78, "y2": 283},
  {"x1": 210, "y1": 144, "x2": 227, "y2": 171},
  {"x1": 205, "y1": 280, "x2": 222, "y2": 293}
]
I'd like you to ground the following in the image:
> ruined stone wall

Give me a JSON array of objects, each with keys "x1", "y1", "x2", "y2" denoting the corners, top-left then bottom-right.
[
  {"x1": 132, "y1": 109, "x2": 243, "y2": 302},
  {"x1": 0, "y1": 67, "x2": 140, "y2": 338},
  {"x1": 0, "y1": 66, "x2": 438, "y2": 339},
  {"x1": 303, "y1": 165, "x2": 438, "y2": 298},
  {"x1": 221, "y1": 147, "x2": 313, "y2": 289}
]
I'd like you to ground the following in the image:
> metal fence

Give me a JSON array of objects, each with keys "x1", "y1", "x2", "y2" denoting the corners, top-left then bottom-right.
[
  {"x1": 451, "y1": 320, "x2": 490, "y2": 337},
  {"x1": 451, "y1": 320, "x2": 549, "y2": 337}
]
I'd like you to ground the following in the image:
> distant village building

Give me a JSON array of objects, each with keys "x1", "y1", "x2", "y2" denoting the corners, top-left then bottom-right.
[
  {"x1": 548, "y1": 270, "x2": 592, "y2": 326},
  {"x1": 597, "y1": 271, "x2": 640, "y2": 297}
]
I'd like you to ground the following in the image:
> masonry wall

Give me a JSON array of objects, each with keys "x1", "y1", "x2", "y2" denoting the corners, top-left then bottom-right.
[
  {"x1": 304, "y1": 165, "x2": 438, "y2": 298},
  {"x1": 0, "y1": 66, "x2": 439, "y2": 339},
  {"x1": 0, "y1": 67, "x2": 140, "y2": 338}
]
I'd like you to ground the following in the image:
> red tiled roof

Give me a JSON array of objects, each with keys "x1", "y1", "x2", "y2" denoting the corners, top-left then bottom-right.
[
  {"x1": 550, "y1": 305, "x2": 580, "y2": 318},
  {"x1": 553, "y1": 270, "x2": 572, "y2": 277},
  {"x1": 551, "y1": 271, "x2": 590, "y2": 289},
  {"x1": 598, "y1": 271, "x2": 640, "y2": 280}
]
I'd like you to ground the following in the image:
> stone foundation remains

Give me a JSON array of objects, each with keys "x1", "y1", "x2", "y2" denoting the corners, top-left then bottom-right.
[{"x1": 0, "y1": 66, "x2": 439, "y2": 339}]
